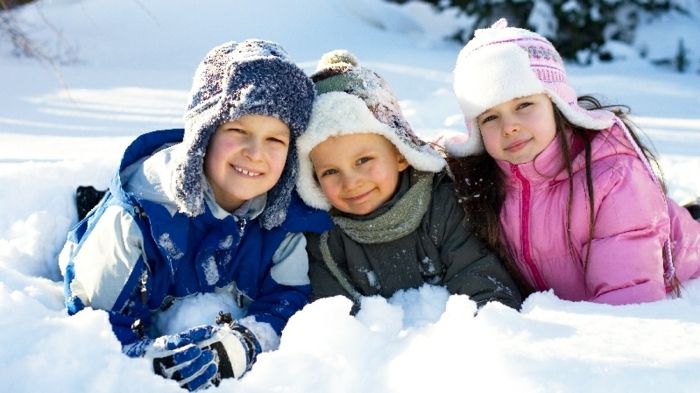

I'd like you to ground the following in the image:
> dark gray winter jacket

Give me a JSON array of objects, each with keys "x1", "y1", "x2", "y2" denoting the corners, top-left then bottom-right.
[{"x1": 306, "y1": 167, "x2": 522, "y2": 309}]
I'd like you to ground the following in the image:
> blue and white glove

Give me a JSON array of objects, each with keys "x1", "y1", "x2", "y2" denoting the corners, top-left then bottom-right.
[{"x1": 124, "y1": 319, "x2": 262, "y2": 391}]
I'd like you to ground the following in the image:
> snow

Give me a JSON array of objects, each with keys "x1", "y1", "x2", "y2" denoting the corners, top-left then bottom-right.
[{"x1": 1, "y1": 0, "x2": 700, "y2": 392}]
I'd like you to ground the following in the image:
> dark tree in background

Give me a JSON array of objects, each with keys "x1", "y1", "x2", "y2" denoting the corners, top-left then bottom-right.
[
  {"x1": 387, "y1": 0, "x2": 692, "y2": 70},
  {"x1": 546, "y1": 0, "x2": 676, "y2": 63},
  {"x1": 2, "y1": 0, "x2": 695, "y2": 72}
]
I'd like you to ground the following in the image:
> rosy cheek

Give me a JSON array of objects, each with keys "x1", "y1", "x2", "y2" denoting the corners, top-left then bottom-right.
[
  {"x1": 220, "y1": 139, "x2": 240, "y2": 151},
  {"x1": 209, "y1": 145, "x2": 230, "y2": 165},
  {"x1": 273, "y1": 148, "x2": 289, "y2": 164},
  {"x1": 480, "y1": 133, "x2": 497, "y2": 148},
  {"x1": 269, "y1": 151, "x2": 287, "y2": 168},
  {"x1": 318, "y1": 179, "x2": 332, "y2": 194}
]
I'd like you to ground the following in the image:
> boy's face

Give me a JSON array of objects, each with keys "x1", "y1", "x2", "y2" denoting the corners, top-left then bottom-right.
[
  {"x1": 309, "y1": 133, "x2": 409, "y2": 216},
  {"x1": 204, "y1": 115, "x2": 290, "y2": 212},
  {"x1": 476, "y1": 93, "x2": 557, "y2": 164}
]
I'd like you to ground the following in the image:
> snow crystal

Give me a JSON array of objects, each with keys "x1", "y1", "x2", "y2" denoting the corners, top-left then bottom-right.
[
  {"x1": 219, "y1": 235, "x2": 234, "y2": 249},
  {"x1": 157, "y1": 233, "x2": 184, "y2": 260},
  {"x1": 203, "y1": 256, "x2": 219, "y2": 286},
  {"x1": 420, "y1": 256, "x2": 436, "y2": 274},
  {"x1": 359, "y1": 267, "x2": 379, "y2": 289}
]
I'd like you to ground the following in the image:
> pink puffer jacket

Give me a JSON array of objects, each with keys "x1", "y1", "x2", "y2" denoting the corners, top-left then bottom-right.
[{"x1": 497, "y1": 121, "x2": 700, "y2": 304}]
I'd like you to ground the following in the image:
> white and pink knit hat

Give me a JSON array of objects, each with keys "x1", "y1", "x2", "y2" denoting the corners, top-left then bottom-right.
[{"x1": 450, "y1": 18, "x2": 616, "y2": 156}]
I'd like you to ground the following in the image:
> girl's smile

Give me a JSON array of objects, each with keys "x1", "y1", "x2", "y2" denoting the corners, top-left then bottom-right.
[{"x1": 504, "y1": 137, "x2": 533, "y2": 153}]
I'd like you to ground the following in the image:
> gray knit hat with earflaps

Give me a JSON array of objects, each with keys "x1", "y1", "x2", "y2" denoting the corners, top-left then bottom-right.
[
  {"x1": 172, "y1": 39, "x2": 315, "y2": 229},
  {"x1": 296, "y1": 50, "x2": 445, "y2": 211}
]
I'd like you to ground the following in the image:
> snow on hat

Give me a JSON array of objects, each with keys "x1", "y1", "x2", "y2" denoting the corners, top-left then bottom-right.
[
  {"x1": 296, "y1": 50, "x2": 445, "y2": 211},
  {"x1": 451, "y1": 18, "x2": 616, "y2": 156},
  {"x1": 172, "y1": 39, "x2": 315, "y2": 229}
]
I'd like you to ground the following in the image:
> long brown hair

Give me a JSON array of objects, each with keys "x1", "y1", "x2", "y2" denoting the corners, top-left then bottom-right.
[
  {"x1": 445, "y1": 148, "x2": 534, "y2": 296},
  {"x1": 447, "y1": 95, "x2": 678, "y2": 297}
]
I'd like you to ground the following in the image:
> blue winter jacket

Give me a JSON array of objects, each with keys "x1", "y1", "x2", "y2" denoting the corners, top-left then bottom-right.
[{"x1": 61, "y1": 129, "x2": 332, "y2": 345}]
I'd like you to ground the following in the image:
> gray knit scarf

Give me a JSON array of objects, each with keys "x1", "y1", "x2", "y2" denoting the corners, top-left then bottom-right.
[
  {"x1": 319, "y1": 171, "x2": 433, "y2": 303},
  {"x1": 332, "y1": 171, "x2": 433, "y2": 243}
]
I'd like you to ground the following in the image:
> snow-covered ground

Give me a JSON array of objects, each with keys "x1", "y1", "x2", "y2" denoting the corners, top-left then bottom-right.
[{"x1": 1, "y1": 1, "x2": 699, "y2": 392}]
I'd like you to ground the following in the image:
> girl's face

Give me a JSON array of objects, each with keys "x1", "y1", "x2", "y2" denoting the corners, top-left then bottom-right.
[
  {"x1": 309, "y1": 133, "x2": 409, "y2": 216},
  {"x1": 204, "y1": 115, "x2": 290, "y2": 212},
  {"x1": 477, "y1": 93, "x2": 557, "y2": 164}
]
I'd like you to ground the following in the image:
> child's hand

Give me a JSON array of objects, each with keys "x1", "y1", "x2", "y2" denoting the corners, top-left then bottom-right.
[
  {"x1": 124, "y1": 326, "x2": 219, "y2": 391},
  {"x1": 123, "y1": 321, "x2": 262, "y2": 391},
  {"x1": 185, "y1": 321, "x2": 262, "y2": 383}
]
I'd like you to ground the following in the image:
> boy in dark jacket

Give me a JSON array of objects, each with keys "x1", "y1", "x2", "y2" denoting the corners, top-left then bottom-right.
[
  {"x1": 296, "y1": 50, "x2": 522, "y2": 310},
  {"x1": 59, "y1": 40, "x2": 330, "y2": 391}
]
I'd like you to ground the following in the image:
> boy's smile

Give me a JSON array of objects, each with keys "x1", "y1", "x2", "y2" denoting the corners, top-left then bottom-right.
[
  {"x1": 232, "y1": 165, "x2": 262, "y2": 177},
  {"x1": 204, "y1": 115, "x2": 290, "y2": 212},
  {"x1": 309, "y1": 133, "x2": 409, "y2": 216}
]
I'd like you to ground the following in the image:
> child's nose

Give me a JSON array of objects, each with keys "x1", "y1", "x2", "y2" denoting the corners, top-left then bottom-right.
[
  {"x1": 243, "y1": 139, "x2": 263, "y2": 160},
  {"x1": 501, "y1": 115, "x2": 520, "y2": 136},
  {"x1": 341, "y1": 171, "x2": 362, "y2": 190}
]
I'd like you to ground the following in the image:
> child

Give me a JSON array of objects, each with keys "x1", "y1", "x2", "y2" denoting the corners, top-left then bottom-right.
[
  {"x1": 58, "y1": 40, "x2": 331, "y2": 391},
  {"x1": 295, "y1": 50, "x2": 522, "y2": 310},
  {"x1": 446, "y1": 19, "x2": 700, "y2": 304}
]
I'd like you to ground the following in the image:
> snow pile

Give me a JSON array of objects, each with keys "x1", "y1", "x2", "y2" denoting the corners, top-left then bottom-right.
[{"x1": 1, "y1": 1, "x2": 699, "y2": 392}]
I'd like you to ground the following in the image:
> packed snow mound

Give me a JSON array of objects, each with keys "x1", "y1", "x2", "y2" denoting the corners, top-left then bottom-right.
[{"x1": 2, "y1": 0, "x2": 700, "y2": 392}]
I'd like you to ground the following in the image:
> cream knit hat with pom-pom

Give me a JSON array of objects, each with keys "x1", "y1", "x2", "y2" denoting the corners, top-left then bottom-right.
[{"x1": 295, "y1": 50, "x2": 445, "y2": 211}]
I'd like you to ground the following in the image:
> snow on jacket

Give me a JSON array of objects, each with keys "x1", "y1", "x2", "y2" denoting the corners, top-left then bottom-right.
[
  {"x1": 59, "y1": 129, "x2": 332, "y2": 347},
  {"x1": 307, "y1": 167, "x2": 523, "y2": 310},
  {"x1": 497, "y1": 120, "x2": 700, "y2": 304}
]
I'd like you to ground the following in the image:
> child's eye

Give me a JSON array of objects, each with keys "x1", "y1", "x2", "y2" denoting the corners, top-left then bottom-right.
[
  {"x1": 516, "y1": 102, "x2": 533, "y2": 110},
  {"x1": 356, "y1": 156, "x2": 372, "y2": 165},
  {"x1": 268, "y1": 137, "x2": 288, "y2": 146},
  {"x1": 479, "y1": 114, "x2": 497, "y2": 125},
  {"x1": 320, "y1": 168, "x2": 338, "y2": 177}
]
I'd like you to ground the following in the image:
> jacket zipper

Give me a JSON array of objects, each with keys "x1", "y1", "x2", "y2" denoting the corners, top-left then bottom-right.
[{"x1": 511, "y1": 164, "x2": 547, "y2": 290}]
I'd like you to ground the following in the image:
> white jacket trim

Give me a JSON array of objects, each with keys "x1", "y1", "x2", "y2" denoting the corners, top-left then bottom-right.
[
  {"x1": 270, "y1": 232, "x2": 310, "y2": 286},
  {"x1": 70, "y1": 205, "x2": 145, "y2": 311}
]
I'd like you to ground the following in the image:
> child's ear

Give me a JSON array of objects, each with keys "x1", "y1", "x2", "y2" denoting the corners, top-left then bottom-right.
[{"x1": 397, "y1": 153, "x2": 409, "y2": 172}]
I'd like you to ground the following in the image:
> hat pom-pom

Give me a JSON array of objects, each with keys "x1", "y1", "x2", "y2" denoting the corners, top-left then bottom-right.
[
  {"x1": 491, "y1": 18, "x2": 508, "y2": 29},
  {"x1": 473, "y1": 18, "x2": 509, "y2": 40},
  {"x1": 316, "y1": 49, "x2": 358, "y2": 71}
]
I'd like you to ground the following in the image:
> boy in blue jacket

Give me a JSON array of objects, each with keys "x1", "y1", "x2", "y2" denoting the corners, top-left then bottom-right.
[{"x1": 59, "y1": 39, "x2": 330, "y2": 391}]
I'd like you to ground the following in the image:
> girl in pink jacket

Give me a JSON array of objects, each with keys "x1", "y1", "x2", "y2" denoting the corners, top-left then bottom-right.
[{"x1": 445, "y1": 19, "x2": 700, "y2": 304}]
